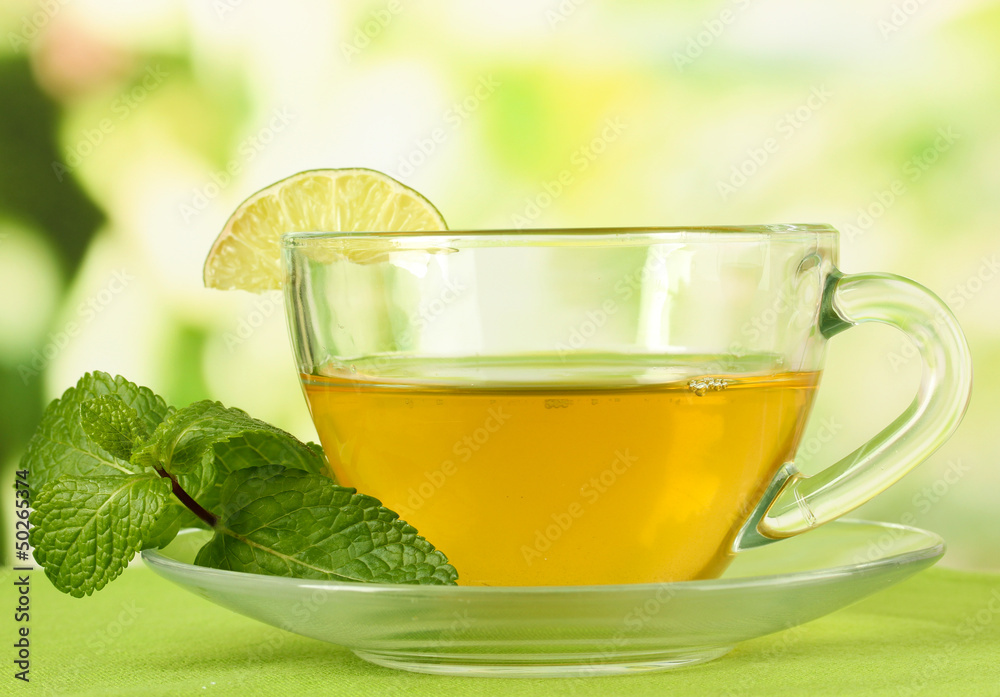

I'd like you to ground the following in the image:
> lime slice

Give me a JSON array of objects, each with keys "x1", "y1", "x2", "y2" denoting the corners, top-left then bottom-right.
[{"x1": 203, "y1": 168, "x2": 447, "y2": 292}]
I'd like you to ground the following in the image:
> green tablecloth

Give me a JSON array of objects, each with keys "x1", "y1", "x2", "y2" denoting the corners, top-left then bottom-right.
[{"x1": 3, "y1": 563, "x2": 999, "y2": 696}]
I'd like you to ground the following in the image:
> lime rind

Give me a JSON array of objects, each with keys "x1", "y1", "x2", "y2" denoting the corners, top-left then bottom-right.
[{"x1": 203, "y1": 168, "x2": 447, "y2": 292}]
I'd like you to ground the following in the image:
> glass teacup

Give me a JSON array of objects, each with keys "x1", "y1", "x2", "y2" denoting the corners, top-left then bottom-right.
[{"x1": 281, "y1": 225, "x2": 971, "y2": 586}]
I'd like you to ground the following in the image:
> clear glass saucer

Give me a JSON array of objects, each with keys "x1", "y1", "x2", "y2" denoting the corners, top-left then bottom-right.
[{"x1": 141, "y1": 519, "x2": 942, "y2": 677}]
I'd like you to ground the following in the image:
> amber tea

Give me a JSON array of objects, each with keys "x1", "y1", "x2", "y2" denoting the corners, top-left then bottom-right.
[{"x1": 302, "y1": 355, "x2": 820, "y2": 586}]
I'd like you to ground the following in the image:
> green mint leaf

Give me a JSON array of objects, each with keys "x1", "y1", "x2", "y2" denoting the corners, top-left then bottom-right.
[
  {"x1": 195, "y1": 466, "x2": 458, "y2": 586},
  {"x1": 213, "y1": 438, "x2": 328, "y2": 475},
  {"x1": 20, "y1": 372, "x2": 171, "y2": 488},
  {"x1": 29, "y1": 474, "x2": 173, "y2": 597},
  {"x1": 131, "y1": 400, "x2": 327, "y2": 512},
  {"x1": 142, "y1": 506, "x2": 206, "y2": 550},
  {"x1": 79, "y1": 395, "x2": 150, "y2": 461}
]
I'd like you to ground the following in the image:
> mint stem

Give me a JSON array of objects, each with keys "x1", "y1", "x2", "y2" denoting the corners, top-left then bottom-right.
[{"x1": 154, "y1": 467, "x2": 218, "y2": 527}]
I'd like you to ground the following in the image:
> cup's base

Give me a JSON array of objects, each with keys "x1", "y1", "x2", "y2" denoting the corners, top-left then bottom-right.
[{"x1": 352, "y1": 646, "x2": 734, "y2": 678}]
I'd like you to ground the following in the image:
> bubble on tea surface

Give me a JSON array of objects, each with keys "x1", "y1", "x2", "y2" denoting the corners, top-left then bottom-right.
[{"x1": 688, "y1": 378, "x2": 730, "y2": 396}]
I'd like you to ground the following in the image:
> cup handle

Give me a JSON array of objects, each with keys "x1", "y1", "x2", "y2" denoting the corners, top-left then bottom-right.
[{"x1": 735, "y1": 270, "x2": 973, "y2": 551}]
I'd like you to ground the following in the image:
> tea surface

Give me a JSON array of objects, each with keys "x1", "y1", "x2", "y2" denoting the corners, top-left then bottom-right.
[{"x1": 302, "y1": 355, "x2": 819, "y2": 586}]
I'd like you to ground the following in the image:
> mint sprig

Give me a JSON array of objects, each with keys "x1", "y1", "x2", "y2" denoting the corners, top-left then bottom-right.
[
  {"x1": 196, "y1": 467, "x2": 458, "y2": 585},
  {"x1": 24, "y1": 372, "x2": 458, "y2": 596},
  {"x1": 80, "y1": 394, "x2": 151, "y2": 461},
  {"x1": 21, "y1": 372, "x2": 171, "y2": 486},
  {"x1": 131, "y1": 399, "x2": 328, "y2": 514},
  {"x1": 31, "y1": 475, "x2": 172, "y2": 597}
]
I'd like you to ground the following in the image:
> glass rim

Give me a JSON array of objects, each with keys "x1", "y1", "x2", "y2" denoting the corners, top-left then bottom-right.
[{"x1": 281, "y1": 223, "x2": 838, "y2": 247}]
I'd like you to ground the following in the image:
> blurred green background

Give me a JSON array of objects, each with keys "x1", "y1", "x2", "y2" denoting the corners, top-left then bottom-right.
[{"x1": 1, "y1": 0, "x2": 997, "y2": 570}]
